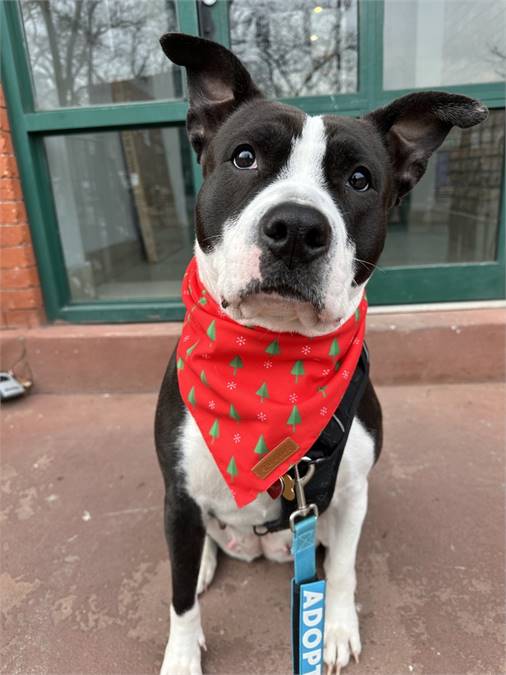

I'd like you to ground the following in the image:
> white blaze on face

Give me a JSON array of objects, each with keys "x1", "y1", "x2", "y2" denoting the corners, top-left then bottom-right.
[
  {"x1": 196, "y1": 115, "x2": 364, "y2": 336},
  {"x1": 279, "y1": 113, "x2": 327, "y2": 187}
]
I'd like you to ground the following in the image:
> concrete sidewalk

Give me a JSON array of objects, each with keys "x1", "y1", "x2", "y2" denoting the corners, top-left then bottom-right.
[{"x1": 1, "y1": 384, "x2": 504, "y2": 675}]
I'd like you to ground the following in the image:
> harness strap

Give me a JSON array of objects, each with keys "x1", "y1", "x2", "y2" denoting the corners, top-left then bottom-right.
[{"x1": 258, "y1": 345, "x2": 370, "y2": 534}]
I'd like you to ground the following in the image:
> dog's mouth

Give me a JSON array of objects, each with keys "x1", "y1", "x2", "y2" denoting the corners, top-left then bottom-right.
[
  {"x1": 221, "y1": 277, "x2": 337, "y2": 332},
  {"x1": 242, "y1": 278, "x2": 322, "y2": 307}
]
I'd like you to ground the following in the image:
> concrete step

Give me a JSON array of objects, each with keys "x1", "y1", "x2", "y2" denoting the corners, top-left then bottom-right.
[{"x1": 0, "y1": 308, "x2": 504, "y2": 394}]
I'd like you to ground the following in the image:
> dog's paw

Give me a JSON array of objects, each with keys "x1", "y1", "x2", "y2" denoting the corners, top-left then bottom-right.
[
  {"x1": 324, "y1": 601, "x2": 361, "y2": 673},
  {"x1": 159, "y1": 640, "x2": 203, "y2": 675},
  {"x1": 160, "y1": 605, "x2": 205, "y2": 675},
  {"x1": 197, "y1": 536, "x2": 218, "y2": 595},
  {"x1": 260, "y1": 530, "x2": 293, "y2": 563}
]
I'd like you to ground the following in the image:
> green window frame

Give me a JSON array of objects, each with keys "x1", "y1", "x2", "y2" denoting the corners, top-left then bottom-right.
[{"x1": 1, "y1": 0, "x2": 504, "y2": 324}]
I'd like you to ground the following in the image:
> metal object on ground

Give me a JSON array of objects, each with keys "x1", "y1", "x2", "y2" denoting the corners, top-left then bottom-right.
[{"x1": 0, "y1": 372, "x2": 26, "y2": 400}]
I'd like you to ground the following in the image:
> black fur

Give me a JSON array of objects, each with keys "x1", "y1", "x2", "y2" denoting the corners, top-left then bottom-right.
[{"x1": 155, "y1": 350, "x2": 206, "y2": 614}]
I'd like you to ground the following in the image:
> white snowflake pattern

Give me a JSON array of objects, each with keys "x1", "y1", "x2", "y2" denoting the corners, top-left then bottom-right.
[
  {"x1": 257, "y1": 411, "x2": 268, "y2": 422},
  {"x1": 233, "y1": 433, "x2": 241, "y2": 444},
  {"x1": 353, "y1": 337, "x2": 360, "y2": 345},
  {"x1": 226, "y1": 381, "x2": 237, "y2": 390},
  {"x1": 202, "y1": 352, "x2": 211, "y2": 359},
  {"x1": 208, "y1": 400, "x2": 216, "y2": 410},
  {"x1": 301, "y1": 345, "x2": 311, "y2": 355},
  {"x1": 263, "y1": 360, "x2": 273, "y2": 369},
  {"x1": 322, "y1": 368, "x2": 331, "y2": 376},
  {"x1": 183, "y1": 335, "x2": 190, "y2": 342},
  {"x1": 288, "y1": 393, "x2": 298, "y2": 404},
  {"x1": 320, "y1": 406, "x2": 328, "y2": 416},
  {"x1": 236, "y1": 335, "x2": 247, "y2": 346},
  {"x1": 342, "y1": 369, "x2": 350, "y2": 380}
]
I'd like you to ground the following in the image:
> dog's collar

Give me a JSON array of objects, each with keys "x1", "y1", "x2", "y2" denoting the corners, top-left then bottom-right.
[{"x1": 177, "y1": 257, "x2": 368, "y2": 509}]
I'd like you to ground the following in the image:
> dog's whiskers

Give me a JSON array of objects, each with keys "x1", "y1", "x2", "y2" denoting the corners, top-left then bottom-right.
[{"x1": 353, "y1": 257, "x2": 385, "y2": 273}]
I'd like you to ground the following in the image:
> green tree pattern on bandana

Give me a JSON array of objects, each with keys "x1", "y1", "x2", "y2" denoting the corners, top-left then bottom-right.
[
  {"x1": 207, "y1": 320, "x2": 216, "y2": 341},
  {"x1": 254, "y1": 434, "x2": 269, "y2": 454},
  {"x1": 188, "y1": 386, "x2": 196, "y2": 406},
  {"x1": 229, "y1": 404, "x2": 241, "y2": 422},
  {"x1": 265, "y1": 338, "x2": 281, "y2": 355},
  {"x1": 287, "y1": 405, "x2": 302, "y2": 431},
  {"x1": 229, "y1": 355, "x2": 244, "y2": 375},
  {"x1": 186, "y1": 341, "x2": 199, "y2": 356},
  {"x1": 329, "y1": 338, "x2": 340, "y2": 359},
  {"x1": 256, "y1": 382, "x2": 269, "y2": 402},
  {"x1": 209, "y1": 419, "x2": 220, "y2": 443},
  {"x1": 227, "y1": 456, "x2": 238, "y2": 481},
  {"x1": 177, "y1": 357, "x2": 184, "y2": 371},
  {"x1": 291, "y1": 360, "x2": 305, "y2": 383},
  {"x1": 200, "y1": 370, "x2": 208, "y2": 386}
]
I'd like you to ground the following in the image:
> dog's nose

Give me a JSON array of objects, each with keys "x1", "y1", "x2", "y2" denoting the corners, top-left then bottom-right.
[{"x1": 259, "y1": 202, "x2": 331, "y2": 268}]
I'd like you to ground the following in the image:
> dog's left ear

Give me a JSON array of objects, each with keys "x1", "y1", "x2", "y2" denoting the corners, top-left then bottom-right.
[
  {"x1": 366, "y1": 92, "x2": 488, "y2": 204},
  {"x1": 160, "y1": 33, "x2": 262, "y2": 166}
]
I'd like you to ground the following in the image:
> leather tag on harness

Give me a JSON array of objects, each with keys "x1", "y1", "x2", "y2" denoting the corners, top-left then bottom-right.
[{"x1": 252, "y1": 437, "x2": 300, "y2": 479}]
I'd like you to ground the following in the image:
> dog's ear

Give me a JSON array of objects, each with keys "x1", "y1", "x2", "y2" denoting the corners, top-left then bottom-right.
[
  {"x1": 160, "y1": 33, "x2": 262, "y2": 165},
  {"x1": 366, "y1": 92, "x2": 488, "y2": 204}
]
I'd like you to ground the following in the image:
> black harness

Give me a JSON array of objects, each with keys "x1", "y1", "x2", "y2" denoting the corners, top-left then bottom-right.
[{"x1": 254, "y1": 345, "x2": 370, "y2": 534}]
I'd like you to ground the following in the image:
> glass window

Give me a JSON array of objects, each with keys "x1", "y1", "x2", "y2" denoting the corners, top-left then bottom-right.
[
  {"x1": 381, "y1": 109, "x2": 505, "y2": 267},
  {"x1": 44, "y1": 127, "x2": 195, "y2": 301},
  {"x1": 229, "y1": 0, "x2": 358, "y2": 98},
  {"x1": 21, "y1": 0, "x2": 182, "y2": 109},
  {"x1": 383, "y1": 0, "x2": 506, "y2": 89}
]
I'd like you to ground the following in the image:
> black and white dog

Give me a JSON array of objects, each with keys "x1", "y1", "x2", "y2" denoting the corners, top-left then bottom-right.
[{"x1": 155, "y1": 33, "x2": 487, "y2": 675}]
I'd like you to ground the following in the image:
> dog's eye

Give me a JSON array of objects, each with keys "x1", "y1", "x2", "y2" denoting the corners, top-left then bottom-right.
[
  {"x1": 232, "y1": 145, "x2": 257, "y2": 170},
  {"x1": 348, "y1": 167, "x2": 371, "y2": 192}
]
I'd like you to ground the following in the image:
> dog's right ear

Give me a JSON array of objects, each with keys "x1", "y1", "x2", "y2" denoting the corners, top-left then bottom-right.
[{"x1": 160, "y1": 33, "x2": 262, "y2": 164}]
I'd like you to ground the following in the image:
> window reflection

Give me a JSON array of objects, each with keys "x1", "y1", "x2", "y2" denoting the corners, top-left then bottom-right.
[
  {"x1": 384, "y1": 0, "x2": 506, "y2": 89},
  {"x1": 45, "y1": 127, "x2": 195, "y2": 301},
  {"x1": 21, "y1": 0, "x2": 182, "y2": 109},
  {"x1": 229, "y1": 0, "x2": 358, "y2": 98}
]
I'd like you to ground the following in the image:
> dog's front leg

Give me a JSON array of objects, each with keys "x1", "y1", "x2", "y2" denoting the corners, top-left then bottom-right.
[
  {"x1": 323, "y1": 478, "x2": 368, "y2": 673},
  {"x1": 160, "y1": 490, "x2": 206, "y2": 675}
]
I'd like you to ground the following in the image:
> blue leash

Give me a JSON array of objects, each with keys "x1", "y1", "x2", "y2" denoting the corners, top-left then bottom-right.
[{"x1": 290, "y1": 464, "x2": 326, "y2": 674}]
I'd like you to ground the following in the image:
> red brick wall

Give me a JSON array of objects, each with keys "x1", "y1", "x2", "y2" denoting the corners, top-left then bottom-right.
[{"x1": 0, "y1": 84, "x2": 45, "y2": 329}]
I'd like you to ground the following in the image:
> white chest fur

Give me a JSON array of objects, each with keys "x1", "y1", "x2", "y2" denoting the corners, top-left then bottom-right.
[
  {"x1": 178, "y1": 409, "x2": 376, "y2": 550},
  {"x1": 178, "y1": 410, "x2": 281, "y2": 531}
]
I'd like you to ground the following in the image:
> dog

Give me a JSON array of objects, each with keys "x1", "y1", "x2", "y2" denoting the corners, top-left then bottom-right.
[{"x1": 154, "y1": 33, "x2": 487, "y2": 675}]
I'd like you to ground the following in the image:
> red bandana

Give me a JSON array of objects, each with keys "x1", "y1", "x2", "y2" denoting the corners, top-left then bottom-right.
[{"x1": 177, "y1": 258, "x2": 367, "y2": 508}]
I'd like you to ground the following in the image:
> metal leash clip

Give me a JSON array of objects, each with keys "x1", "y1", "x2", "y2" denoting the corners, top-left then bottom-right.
[{"x1": 289, "y1": 457, "x2": 318, "y2": 531}]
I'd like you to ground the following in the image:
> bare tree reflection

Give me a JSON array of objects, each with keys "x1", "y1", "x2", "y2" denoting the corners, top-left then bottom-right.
[
  {"x1": 21, "y1": 0, "x2": 178, "y2": 107},
  {"x1": 230, "y1": 0, "x2": 358, "y2": 98},
  {"x1": 486, "y1": 43, "x2": 506, "y2": 80}
]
